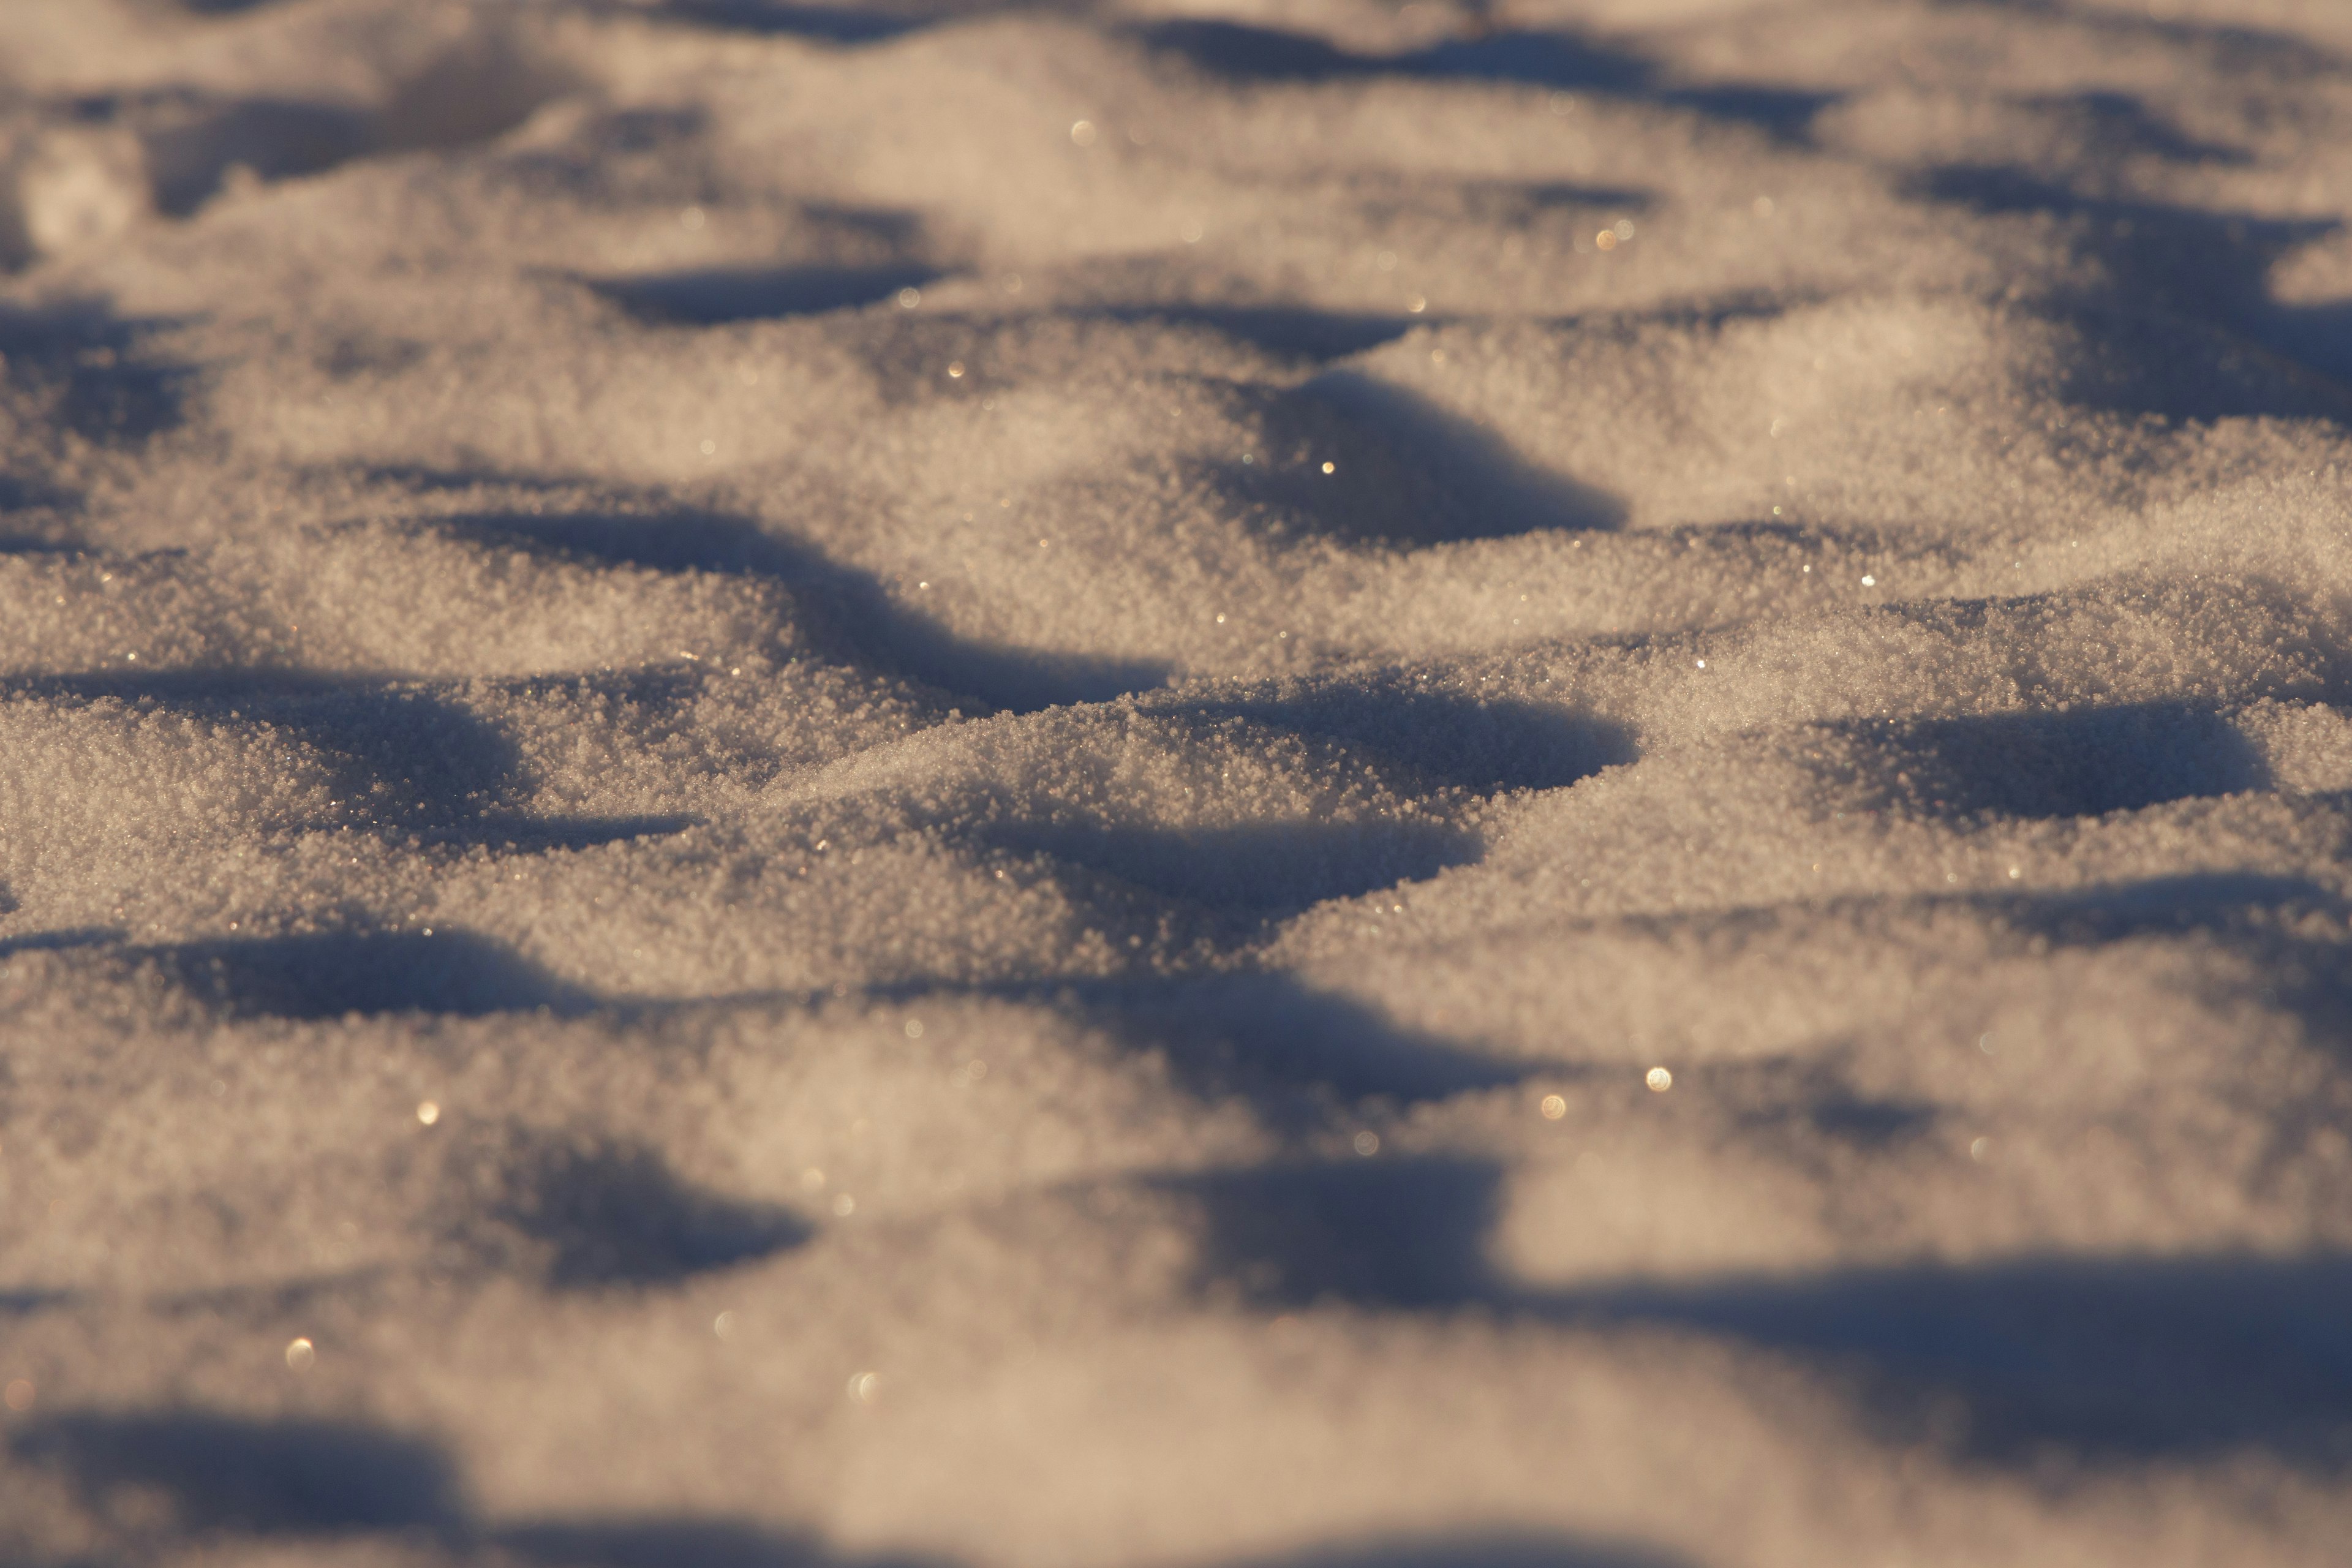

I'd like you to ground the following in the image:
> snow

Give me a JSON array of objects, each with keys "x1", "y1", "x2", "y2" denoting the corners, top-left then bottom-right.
[{"x1": 5, "y1": 0, "x2": 2352, "y2": 1563}]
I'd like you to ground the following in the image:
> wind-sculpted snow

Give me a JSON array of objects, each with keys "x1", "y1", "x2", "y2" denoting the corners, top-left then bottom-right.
[{"x1": 6, "y1": 1, "x2": 2352, "y2": 1564}]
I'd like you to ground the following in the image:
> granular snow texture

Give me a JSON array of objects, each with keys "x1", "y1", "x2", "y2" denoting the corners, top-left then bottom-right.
[{"x1": 6, "y1": 0, "x2": 2352, "y2": 1563}]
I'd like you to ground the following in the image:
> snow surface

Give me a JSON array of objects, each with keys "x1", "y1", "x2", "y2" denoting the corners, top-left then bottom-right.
[{"x1": 6, "y1": 0, "x2": 2352, "y2": 1563}]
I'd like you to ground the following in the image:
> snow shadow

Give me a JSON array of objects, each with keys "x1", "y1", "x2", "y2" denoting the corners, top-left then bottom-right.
[
  {"x1": 2005, "y1": 88, "x2": 2253, "y2": 168},
  {"x1": 1172, "y1": 1156, "x2": 1504, "y2": 1308},
  {"x1": 1823, "y1": 701, "x2": 2269, "y2": 823},
  {"x1": 1449, "y1": 176, "x2": 1654, "y2": 230},
  {"x1": 979, "y1": 817, "x2": 1483, "y2": 913},
  {"x1": 1558, "y1": 1252, "x2": 2352, "y2": 1468},
  {"x1": 1087, "y1": 305, "x2": 1424, "y2": 361},
  {"x1": 1166, "y1": 1155, "x2": 2352, "y2": 1466},
  {"x1": 9, "y1": 1406, "x2": 1689, "y2": 1566},
  {"x1": 630, "y1": 1, "x2": 1825, "y2": 138},
  {"x1": 17, "y1": 670, "x2": 514, "y2": 829},
  {"x1": 1997, "y1": 872, "x2": 2352, "y2": 1055},
  {"x1": 12, "y1": 668, "x2": 692, "y2": 848},
  {"x1": 1999, "y1": 870, "x2": 2330, "y2": 947},
  {"x1": 440, "y1": 1129, "x2": 812, "y2": 1289},
  {"x1": 0, "y1": 476, "x2": 81, "y2": 552},
  {"x1": 0, "y1": 1287, "x2": 78, "y2": 1316},
  {"x1": 499, "y1": 1518, "x2": 947, "y2": 1567},
  {"x1": 926, "y1": 971, "x2": 1537, "y2": 1124},
  {"x1": 591, "y1": 263, "x2": 945, "y2": 325},
  {"x1": 511, "y1": 1524, "x2": 1686, "y2": 1568},
  {"x1": 351, "y1": 34, "x2": 578, "y2": 157},
  {"x1": 1265, "y1": 370, "x2": 1627, "y2": 541},
  {"x1": 134, "y1": 94, "x2": 374, "y2": 215},
  {"x1": 967, "y1": 692, "x2": 1624, "y2": 913},
  {"x1": 443, "y1": 508, "x2": 1169, "y2": 710},
  {"x1": 1961, "y1": 0, "x2": 2340, "y2": 77},
  {"x1": 645, "y1": 0, "x2": 1113, "y2": 43},
  {"x1": 1137, "y1": 19, "x2": 1832, "y2": 137},
  {"x1": 1760, "y1": 1087, "x2": 1937, "y2": 1152},
  {"x1": 0, "y1": 473, "x2": 81, "y2": 521},
  {"x1": 2271, "y1": 295, "x2": 2352, "y2": 392},
  {"x1": 652, "y1": 0, "x2": 951, "y2": 43},
  {"x1": 1169, "y1": 683, "x2": 1636, "y2": 796},
  {"x1": 0, "y1": 927, "x2": 111, "y2": 959},
  {"x1": 51, "y1": 37, "x2": 573, "y2": 226},
  {"x1": 1231, "y1": 1539, "x2": 1693, "y2": 1568},
  {"x1": 12, "y1": 1412, "x2": 466, "y2": 1536},
  {"x1": 439, "y1": 813, "x2": 698, "y2": 853},
  {"x1": 141, "y1": 929, "x2": 597, "y2": 1019},
  {"x1": 0, "y1": 300, "x2": 189, "y2": 444},
  {"x1": 1915, "y1": 168, "x2": 2352, "y2": 398}
]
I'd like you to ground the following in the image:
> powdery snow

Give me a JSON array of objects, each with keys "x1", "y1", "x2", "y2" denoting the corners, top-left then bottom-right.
[{"x1": 5, "y1": 1, "x2": 2352, "y2": 1564}]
